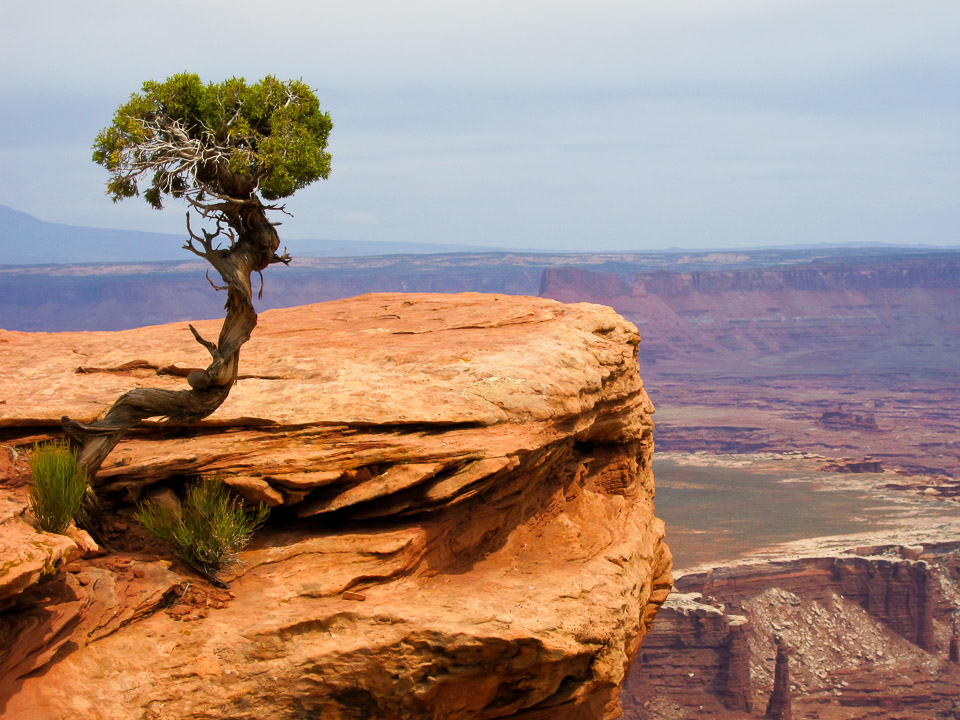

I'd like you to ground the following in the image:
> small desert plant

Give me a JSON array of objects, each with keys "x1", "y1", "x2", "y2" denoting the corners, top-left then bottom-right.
[
  {"x1": 135, "y1": 476, "x2": 269, "y2": 583},
  {"x1": 28, "y1": 440, "x2": 88, "y2": 534}
]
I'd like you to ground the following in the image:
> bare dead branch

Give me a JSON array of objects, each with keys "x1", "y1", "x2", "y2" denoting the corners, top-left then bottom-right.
[
  {"x1": 188, "y1": 197, "x2": 250, "y2": 219},
  {"x1": 188, "y1": 324, "x2": 219, "y2": 358},
  {"x1": 112, "y1": 114, "x2": 267, "y2": 217},
  {"x1": 263, "y1": 202, "x2": 293, "y2": 218},
  {"x1": 206, "y1": 270, "x2": 229, "y2": 291},
  {"x1": 183, "y1": 213, "x2": 211, "y2": 258},
  {"x1": 201, "y1": 224, "x2": 223, "y2": 253},
  {"x1": 182, "y1": 239, "x2": 205, "y2": 258},
  {"x1": 226, "y1": 101, "x2": 244, "y2": 129}
]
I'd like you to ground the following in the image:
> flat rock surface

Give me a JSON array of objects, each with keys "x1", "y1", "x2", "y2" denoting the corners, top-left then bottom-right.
[{"x1": 0, "y1": 292, "x2": 636, "y2": 427}]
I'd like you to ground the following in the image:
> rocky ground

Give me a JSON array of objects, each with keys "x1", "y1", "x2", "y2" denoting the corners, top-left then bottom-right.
[{"x1": 0, "y1": 294, "x2": 672, "y2": 720}]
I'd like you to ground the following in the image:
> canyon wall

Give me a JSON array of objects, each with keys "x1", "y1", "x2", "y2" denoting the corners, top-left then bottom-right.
[
  {"x1": 0, "y1": 258, "x2": 545, "y2": 332},
  {"x1": 0, "y1": 293, "x2": 671, "y2": 720},
  {"x1": 540, "y1": 256, "x2": 960, "y2": 480},
  {"x1": 539, "y1": 257, "x2": 960, "y2": 374},
  {"x1": 621, "y1": 544, "x2": 960, "y2": 719}
]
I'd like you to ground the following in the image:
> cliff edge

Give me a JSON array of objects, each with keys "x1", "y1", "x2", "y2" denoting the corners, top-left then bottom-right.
[{"x1": 0, "y1": 293, "x2": 672, "y2": 720}]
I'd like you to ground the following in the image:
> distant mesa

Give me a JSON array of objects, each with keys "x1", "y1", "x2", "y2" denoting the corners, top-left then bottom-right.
[
  {"x1": 818, "y1": 457, "x2": 884, "y2": 474},
  {"x1": 819, "y1": 409, "x2": 880, "y2": 432}
]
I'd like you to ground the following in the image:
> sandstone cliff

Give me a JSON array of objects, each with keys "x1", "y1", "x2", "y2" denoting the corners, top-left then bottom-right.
[
  {"x1": 0, "y1": 293, "x2": 672, "y2": 720},
  {"x1": 621, "y1": 542, "x2": 960, "y2": 719}
]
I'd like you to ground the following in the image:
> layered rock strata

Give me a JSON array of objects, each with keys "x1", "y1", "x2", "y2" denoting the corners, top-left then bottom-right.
[
  {"x1": 539, "y1": 259, "x2": 960, "y2": 481},
  {"x1": 539, "y1": 259, "x2": 960, "y2": 374},
  {"x1": 678, "y1": 554, "x2": 936, "y2": 652},
  {"x1": 621, "y1": 593, "x2": 752, "y2": 710},
  {"x1": 0, "y1": 293, "x2": 672, "y2": 720},
  {"x1": 622, "y1": 544, "x2": 960, "y2": 719}
]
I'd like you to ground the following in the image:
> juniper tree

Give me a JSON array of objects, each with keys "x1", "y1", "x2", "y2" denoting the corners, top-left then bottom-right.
[{"x1": 63, "y1": 73, "x2": 332, "y2": 479}]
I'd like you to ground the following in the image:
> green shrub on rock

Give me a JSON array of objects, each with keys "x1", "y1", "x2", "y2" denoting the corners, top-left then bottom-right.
[
  {"x1": 28, "y1": 440, "x2": 88, "y2": 534},
  {"x1": 135, "y1": 476, "x2": 268, "y2": 583}
]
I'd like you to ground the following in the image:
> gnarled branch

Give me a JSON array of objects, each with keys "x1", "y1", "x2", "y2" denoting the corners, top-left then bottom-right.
[{"x1": 62, "y1": 197, "x2": 283, "y2": 482}]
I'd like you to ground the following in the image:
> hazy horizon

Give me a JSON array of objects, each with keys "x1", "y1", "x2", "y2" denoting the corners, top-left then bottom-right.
[
  {"x1": 2, "y1": 1, "x2": 959, "y2": 258},
  {"x1": 4, "y1": 203, "x2": 958, "y2": 267}
]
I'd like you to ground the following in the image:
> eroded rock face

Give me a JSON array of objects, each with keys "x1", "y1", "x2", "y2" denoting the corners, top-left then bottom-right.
[
  {"x1": 764, "y1": 638, "x2": 792, "y2": 720},
  {"x1": 622, "y1": 544, "x2": 960, "y2": 719},
  {"x1": 0, "y1": 293, "x2": 672, "y2": 720},
  {"x1": 678, "y1": 554, "x2": 936, "y2": 652}
]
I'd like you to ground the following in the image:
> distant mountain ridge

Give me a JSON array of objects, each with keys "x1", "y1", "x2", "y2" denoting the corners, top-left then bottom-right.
[
  {"x1": 0, "y1": 205, "x2": 507, "y2": 265},
  {"x1": 0, "y1": 205, "x2": 187, "y2": 264}
]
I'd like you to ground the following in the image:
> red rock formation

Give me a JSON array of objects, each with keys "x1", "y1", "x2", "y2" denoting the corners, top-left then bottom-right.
[
  {"x1": 0, "y1": 556, "x2": 180, "y2": 685},
  {"x1": 819, "y1": 410, "x2": 880, "y2": 432},
  {"x1": 0, "y1": 294, "x2": 672, "y2": 720},
  {"x1": 723, "y1": 616, "x2": 752, "y2": 711},
  {"x1": 677, "y1": 554, "x2": 936, "y2": 652},
  {"x1": 764, "y1": 637, "x2": 792, "y2": 720},
  {"x1": 833, "y1": 556, "x2": 935, "y2": 652},
  {"x1": 621, "y1": 545, "x2": 960, "y2": 719},
  {"x1": 818, "y1": 457, "x2": 884, "y2": 473},
  {"x1": 622, "y1": 593, "x2": 749, "y2": 710}
]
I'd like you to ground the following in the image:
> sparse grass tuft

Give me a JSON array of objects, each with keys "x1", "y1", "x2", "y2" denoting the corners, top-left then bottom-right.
[
  {"x1": 28, "y1": 440, "x2": 88, "y2": 534},
  {"x1": 135, "y1": 476, "x2": 269, "y2": 582}
]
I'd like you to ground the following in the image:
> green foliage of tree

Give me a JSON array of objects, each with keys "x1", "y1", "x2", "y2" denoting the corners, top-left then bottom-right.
[
  {"x1": 135, "y1": 476, "x2": 269, "y2": 583},
  {"x1": 92, "y1": 72, "x2": 333, "y2": 208},
  {"x1": 28, "y1": 440, "x2": 88, "y2": 534}
]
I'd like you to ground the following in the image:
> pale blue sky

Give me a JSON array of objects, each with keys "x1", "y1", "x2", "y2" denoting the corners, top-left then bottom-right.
[{"x1": 1, "y1": 0, "x2": 958, "y2": 253}]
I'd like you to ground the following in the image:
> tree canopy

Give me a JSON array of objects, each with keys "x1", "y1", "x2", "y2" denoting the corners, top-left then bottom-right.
[{"x1": 92, "y1": 73, "x2": 333, "y2": 209}]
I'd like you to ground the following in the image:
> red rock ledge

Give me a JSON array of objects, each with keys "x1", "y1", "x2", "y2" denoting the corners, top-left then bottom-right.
[{"x1": 0, "y1": 293, "x2": 671, "y2": 720}]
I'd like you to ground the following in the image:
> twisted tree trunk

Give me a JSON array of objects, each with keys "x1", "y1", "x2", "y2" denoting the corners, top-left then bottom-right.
[{"x1": 62, "y1": 197, "x2": 284, "y2": 482}]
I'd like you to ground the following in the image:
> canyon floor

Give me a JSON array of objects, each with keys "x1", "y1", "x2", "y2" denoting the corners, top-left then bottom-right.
[
  {"x1": 654, "y1": 452, "x2": 959, "y2": 571},
  {"x1": 622, "y1": 384, "x2": 960, "y2": 718},
  {"x1": 650, "y1": 363, "x2": 960, "y2": 482}
]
